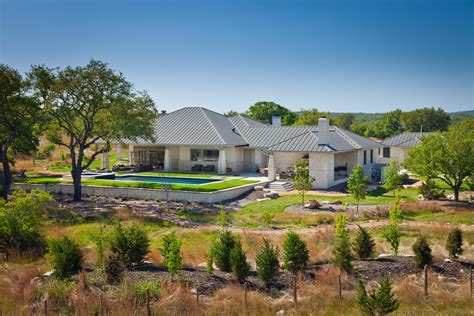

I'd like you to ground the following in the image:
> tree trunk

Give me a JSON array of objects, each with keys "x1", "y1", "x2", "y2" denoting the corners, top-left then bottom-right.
[
  {"x1": 71, "y1": 168, "x2": 82, "y2": 202},
  {"x1": 1, "y1": 152, "x2": 12, "y2": 201},
  {"x1": 301, "y1": 192, "x2": 304, "y2": 206},
  {"x1": 453, "y1": 185, "x2": 460, "y2": 202}
]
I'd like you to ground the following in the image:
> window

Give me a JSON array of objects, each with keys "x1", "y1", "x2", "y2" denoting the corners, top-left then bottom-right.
[
  {"x1": 370, "y1": 150, "x2": 373, "y2": 163},
  {"x1": 363, "y1": 150, "x2": 367, "y2": 165},
  {"x1": 383, "y1": 147, "x2": 390, "y2": 158},
  {"x1": 378, "y1": 148, "x2": 380, "y2": 156},
  {"x1": 191, "y1": 149, "x2": 219, "y2": 162}
]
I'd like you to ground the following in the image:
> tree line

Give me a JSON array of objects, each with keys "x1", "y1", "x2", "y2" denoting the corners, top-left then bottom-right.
[{"x1": 226, "y1": 101, "x2": 466, "y2": 139}]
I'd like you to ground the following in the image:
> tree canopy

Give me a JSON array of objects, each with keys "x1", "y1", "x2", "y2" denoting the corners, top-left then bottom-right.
[
  {"x1": 401, "y1": 107, "x2": 451, "y2": 132},
  {"x1": 404, "y1": 118, "x2": 474, "y2": 201},
  {"x1": 29, "y1": 60, "x2": 158, "y2": 201},
  {"x1": 245, "y1": 101, "x2": 297, "y2": 125},
  {"x1": 293, "y1": 108, "x2": 332, "y2": 126},
  {"x1": 0, "y1": 65, "x2": 44, "y2": 199}
]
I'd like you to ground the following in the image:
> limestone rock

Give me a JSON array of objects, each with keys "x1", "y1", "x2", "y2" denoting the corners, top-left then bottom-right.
[{"x1": 304, "y1": 199, "x2": 320, "y2": 209}]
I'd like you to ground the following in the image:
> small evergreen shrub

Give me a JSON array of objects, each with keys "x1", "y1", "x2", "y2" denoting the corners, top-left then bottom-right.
[
  {"x1": 353, "y1": 225, "x2": 376, "y2": 260},
  {"x1": 332, "y1": 235, "x2": 353, "y2": 273},
  {"x1": 160, "y1": 231, "x2": 182, "y2": 276},
  {"x1": 382, "y1": 197, "x2": 402, "y2": 254},
  {"x1": 217, "y1": 208, "x2": 232, "y2": 229},
  {"x1": 47, "y1": 236, "x2": 83, "y2": 279},
  {"x1": 104, "y1": 252, "x2": 125, "y2": 284},
  {"x1": 206, "y1": 252, "x2": 214, "y2": 275},
  {"x1": 446, "y1": 229, "x2": 463, "y2": 259},
  {"x1": 419, "y1": 178, "x2": 445, "y2": 200},
  {"x1": 283, "y1": 232, "x2": 309, "y2": 274},
  {"x1": 256, "y1": 239, "x2": 280, "y2": 286},
  {"x1": 109, "y1": 222, "x2": 150, "y2": 269},
  {"x1": 357, "y1": 278, "x2": 399, "y2": 315},
  {"x1": 212, "y1": 231, "x2": 237, "y2": 272},
  {"x1": 229, "y1": 238, "x2": 251, "y2": 282},
  {"x1": 412, "y1": 235, "x2": 433, "y2": 268}
]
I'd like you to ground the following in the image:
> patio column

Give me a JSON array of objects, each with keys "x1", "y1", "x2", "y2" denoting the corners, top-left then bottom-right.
[
  {"x1": 102, "y1": 151, "x2": 110, "y2": 170},
  {"x1": 267, "y1": 153, "x2": 276, "y2": 181},
  {"x1": 164, "y1": 147, "x2": 171, "y2": 172},
  {"x1": 218, "y1": 148, "x2": 226, "y2": 174},
  {"x1": 116, "y1": 144, "x2": 122, "y2": 161},
  {"x1": 128, "y1": 145, "x2": 133, "y2": 166}
]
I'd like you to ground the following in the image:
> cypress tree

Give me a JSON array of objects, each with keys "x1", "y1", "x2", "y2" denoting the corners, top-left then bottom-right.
[{"x1": 256, "y1": 239, "x2": 280, "y2": 286}]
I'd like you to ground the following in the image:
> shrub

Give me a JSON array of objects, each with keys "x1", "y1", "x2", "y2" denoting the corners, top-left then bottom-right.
[
  {"x1": 412, "y1": 235, "x2": 433, "y2": 268},
  {"x1": 160, "y1": 231, "x2": 182, "y2": 276},
  {"x1": 217, "y1": 208, "x2": 232, "y2": 229},
  {"x1": 0, "y1": 189, "x2": 52, "y2": 258},
  {"x1": 353, "y1": 225, "x2": 375, "y2": 260},
  {"x1": 383, "y1": 160, "x2": 402, "y2": 196},
  {"x1": 133, "y1": 280, "x2": 160, "y2": 303},
  {"x1": 212, "y1": 231, "x2": 237, "y2": 272},
  {"x1": 47, "y1": 236, "x2": 83, "y2": 279},
  {"x1": 104, "y1": 252, "x2": 125, "y2": 284},
  {"x1": 206, "y1": 252, "x2": 214, "y2": 275},
  {"x1": 357, "y1": 278, "x2": 399, "y2": 315},
  {"x1": 446, "y1": 228, "x2": 463, "y2": 259},
  {"x1": 35, "y1": 279, "x2": 74, "y2": 310},
  {"x1": 35, "y1": 143, "x2": 56, "y2": 160},
  {"x1": 382, "y1": 197, "x2": 402, "y2": 254},
  {"x1": 283, "y1": 232, "x2": 309, "y2": 274},
  {"x1": 109, "y1": 222, "x2": 150, "y2": 269},
  {"x1": 332, "y1": 235, "x2": 353, "y2": 273},
  {"x1": 229, "y1": 238, "x2": 251, "y2": 282},
  {"x1": 418, "y1": 178, "x2": 445, "y2": 200},
  {"x1": 260, "y1": 210, "x2": 274, "y2": 227},
  {"x1": 256, "y1": 239, "x2": 280, "y2": 286},
  {"x1": 334, "y1": 213, "x2": 348, "y2": 238}
]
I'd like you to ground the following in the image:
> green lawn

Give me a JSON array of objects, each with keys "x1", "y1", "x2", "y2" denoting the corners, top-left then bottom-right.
[
  {"x1": 403, "y1": 209, "x2": 474, "y2": 225},
  {"x1": 15, "y1": 176, "x2": 257, "y2": 192},
  {"x1": 128, "y1": 172, "x2": 223, "y2": 179}
]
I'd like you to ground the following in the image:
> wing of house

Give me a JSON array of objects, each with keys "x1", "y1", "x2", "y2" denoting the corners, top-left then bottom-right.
[
  {"x1": 379, "y1": 132, "x2": 429, "y2": 165},
  {"x1": 117, "y1": 107, "x2": 382, "y2": 189}
]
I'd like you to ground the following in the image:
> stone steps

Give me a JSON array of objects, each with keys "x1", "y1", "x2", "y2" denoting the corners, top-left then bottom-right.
[{"x1": 268, "y1": 181, "x2": 294, "y2": 191}]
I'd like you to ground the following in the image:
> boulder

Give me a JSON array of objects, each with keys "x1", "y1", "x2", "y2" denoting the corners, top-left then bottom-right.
[
  {"x1": 332, "y1": 200, "x2": 343, "y2": 205},
  {"x1": 254, "y1": 185, "x2": 265, "y2": 191},
  {"x1": 304, "y1": 199, "x2": 320, "y2": 209},
  {"x1": 257, "y1": 198, "x2": 271, "y2": 202},
  {"x1": 263, "y1": 192, "x2": 279, "y2": 199}
]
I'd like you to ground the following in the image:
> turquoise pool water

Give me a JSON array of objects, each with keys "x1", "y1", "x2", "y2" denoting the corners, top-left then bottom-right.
[{"x1": 112, "y1": 175, "x2": 220, "y2": 185}]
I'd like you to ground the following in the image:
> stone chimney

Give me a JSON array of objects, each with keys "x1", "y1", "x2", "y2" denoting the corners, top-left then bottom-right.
[
  {"x1": 272, "y1": 115, "x2": 281, "y2": 126},
  {"x1": 318, "y1": 117, "x2": 329, "y2": 144}
]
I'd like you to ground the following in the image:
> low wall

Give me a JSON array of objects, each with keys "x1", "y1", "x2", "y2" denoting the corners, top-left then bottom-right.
[{"x1": 13, "y1": 181, "x2": 269, "y2": 204}]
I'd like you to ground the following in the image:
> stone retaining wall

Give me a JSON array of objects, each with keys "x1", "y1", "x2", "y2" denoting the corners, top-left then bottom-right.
[{"x1": 13, "y1": 181, "x2": 269, "y2": 204}]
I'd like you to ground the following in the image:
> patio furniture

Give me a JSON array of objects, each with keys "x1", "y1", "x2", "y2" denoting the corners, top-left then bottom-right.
[
  {"x1": 133, "y1": 164, "x2": 153, "y2": 173},
  {"x1": 112, "y1": 164, "x2": 134, "y2": 172},
  {"x1": 226, "y1": 167, "x2": 233, "y2": 173},
  {"x1": 203, "y1": 165, "x2": 215, "y2": 172},
  {"x1": 191, "y1": 164, "x2": 204, "y2": 172}
]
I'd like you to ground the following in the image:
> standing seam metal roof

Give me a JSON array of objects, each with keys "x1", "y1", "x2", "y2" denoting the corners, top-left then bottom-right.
[{"x1": 382, "y1": 132, "x2": 429, "y2": 147}]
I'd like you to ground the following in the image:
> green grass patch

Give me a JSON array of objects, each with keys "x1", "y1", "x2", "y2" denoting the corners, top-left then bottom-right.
[
  {"x1": 403, "y1": 209, "x2": 474, "y2": 225},
  {"x1": 131, "y1": 172, "x2": 222, "y2": 179}
]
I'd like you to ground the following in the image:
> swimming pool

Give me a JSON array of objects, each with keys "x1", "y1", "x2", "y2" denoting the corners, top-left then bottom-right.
[{"x1": 112, "y1": 175, "x2": 220, "y2": 185}]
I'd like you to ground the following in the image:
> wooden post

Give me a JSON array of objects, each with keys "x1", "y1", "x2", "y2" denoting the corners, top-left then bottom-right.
[
  {"x1": 424, "y1": 265, "x2": 428, "y2": 297},
  {"x1": 44, "y1": 299, "x2": 47, "y2": 316},
  {"x1": 293, "y1": 274, "x2": 298, "y2": 306},
  {"x1": 196, "y1": 287, "x2": 199, "y2": 307},
  {"x1": 470, "y1": 266, "x2": 472, "y2": 299},
  {"x1": 99, "y1": 294, "x2": 103, "y2": 315},
  {"x1": 244, "y1": 282, "x2": 248, "y2": 309},
  {"x1": 338, "y1": 274, "x2": 342, "y2": 299},
  {"x1": 146, "y1": 288, "x2": 151, "y2": 316}
]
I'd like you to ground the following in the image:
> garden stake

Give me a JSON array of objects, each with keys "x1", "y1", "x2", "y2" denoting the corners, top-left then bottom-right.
[
  {"x1": 44, "y1": 299, "x2": 47, "y2": 316},
  {"x1": 244, "y1": 282, "x2": 248, "y2": 309},
  {"x1": 338, "y1": 274, "x2": 342, "y2": 299},
  {"x1": 146, "y1": 288, "x2": 151, "y2": 316},
  {"x1": 424, "y1": 265, "x2": 428, "y2": 297}
]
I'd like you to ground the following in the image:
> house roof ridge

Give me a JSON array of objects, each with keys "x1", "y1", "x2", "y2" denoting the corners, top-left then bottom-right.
[
  {"x1": 199, "y1": 107, "x2": 228, "y2": 146},
  {"x1": 333, "y1": 127, "x2": 361, "y2": 149}
]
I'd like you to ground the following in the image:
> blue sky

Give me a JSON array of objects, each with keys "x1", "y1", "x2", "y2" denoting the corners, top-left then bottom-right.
[{"x1": 1, "y1": 0, "x2": 473, "y2": 113}]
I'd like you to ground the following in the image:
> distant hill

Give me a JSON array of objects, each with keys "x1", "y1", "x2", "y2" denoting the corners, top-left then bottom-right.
[{"x1": 449, "y1": 110, "x2": 474, "y2": 116}]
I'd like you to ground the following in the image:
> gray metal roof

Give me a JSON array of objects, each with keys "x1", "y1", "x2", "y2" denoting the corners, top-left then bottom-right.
[
  {"x1": 129, "y1": 107, "x2": 248, "y2": 146},
  {"x1": 264, "y1": 127, "x2": 382, "y2": 152},
  {"x1": 383, "y1": 132, "x2": 429, "y2": 147},
  {"x1": 126, "y1": 107, "x2": 383, "y2": 152}
]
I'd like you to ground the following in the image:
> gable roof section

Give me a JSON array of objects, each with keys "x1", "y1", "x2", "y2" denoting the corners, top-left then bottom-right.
[
  {"x1": 383, "y1": 132, "x2": 428, "y2": 147},
  {"x1": 130, "y1": 107, "x2": 248, "y2": 146},
  {"x1": 264, "y1": 127, "x2": 382, "y2": 152}
]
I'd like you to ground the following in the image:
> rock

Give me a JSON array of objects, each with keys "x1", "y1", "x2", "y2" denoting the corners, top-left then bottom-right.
[
  {"x1": 304, "y1": 199, "x2": 320, "y2": 209},
  {"x1": 276, "y1": 310, "x2": 285, "y2": 316},
  {"x1": 332, "y1": 200, "x2": 343, "y2": 205},
  {"x1": 262, "y1": 188, "x2": 271, "y2": 192},
  {"x1": 444, "y1": 258, "x2": 453, "y2": 263},
  {"x1": 320, "y1": 200, "x2": 331, "y2": 205},
  {"x1": 264, "y1": 192, "x2": 279, "y2": 199},
  {"x1": 43, "y1": 270, "x2": 54, "y2": 277},
  {"x1": 254, "y1": 185, "x2": 265, "y2": 191},
  {"x1": 378, "y1": 254, "x2": 393, "y2": 258},
  {"x1": 257, "y1": 198, "x2": 271, "y2": 202}
]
